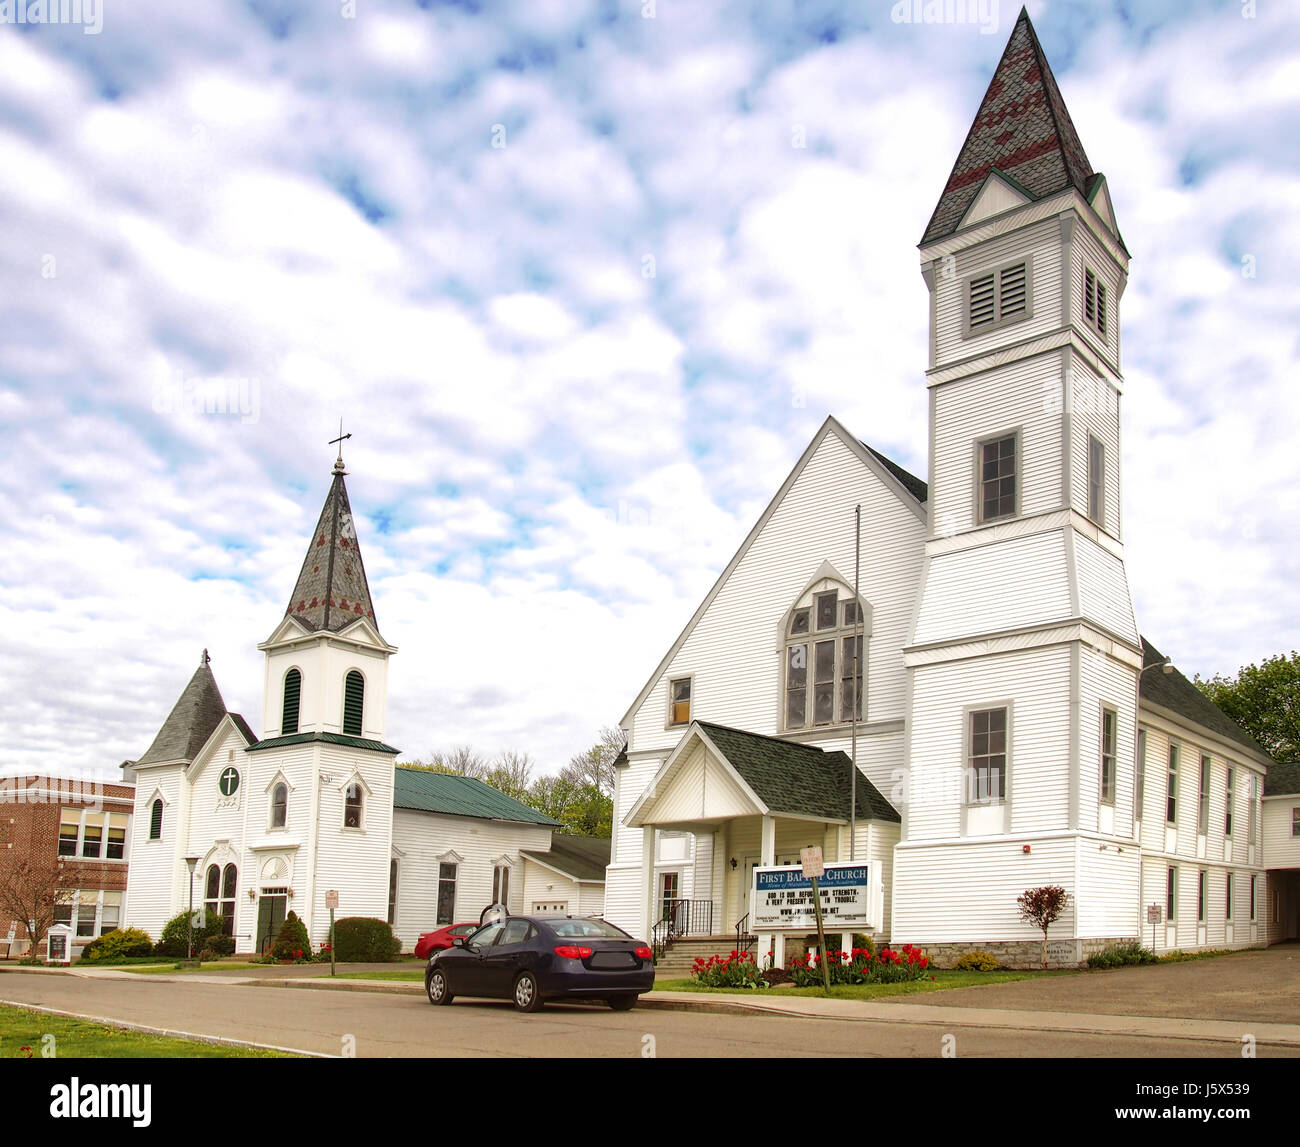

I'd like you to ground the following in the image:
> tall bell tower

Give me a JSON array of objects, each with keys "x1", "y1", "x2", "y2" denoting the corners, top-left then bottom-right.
[{"x1": 892, "y1": 9, "x2": 1144, "y2": 960}]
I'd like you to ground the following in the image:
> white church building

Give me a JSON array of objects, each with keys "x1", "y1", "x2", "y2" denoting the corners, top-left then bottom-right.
[{"x1": 602, "y1": 10, "x2": 1281, "y2": 967}]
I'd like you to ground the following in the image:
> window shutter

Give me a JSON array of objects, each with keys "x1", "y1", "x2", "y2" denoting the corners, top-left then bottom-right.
[
  {"x1": 343, "y1": 671, "x2": 364, "y2": 736},
  {"x1": 969, "y1": 272, "x2": 995, "y2": 328},
  {"x1": 1096, "y1": 281, "x2": 1107, "y2": 338},
  {"x1": 999, "y1": 262, "x2": 1026, "y2": 316},
  {"x1": 149, "y1": 799, "x2": 163, "y2": 840},
  {"x1": 282, "y1": 668, "x2": 301, "y2": 735},
  {"x1": 1085, "y1": 269, "x2": 1096, "y2": 323}
]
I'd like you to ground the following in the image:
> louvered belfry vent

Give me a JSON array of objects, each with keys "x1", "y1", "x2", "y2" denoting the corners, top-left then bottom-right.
[
  {"x1": 969, "y1": 272, "x2": 996, "y2": 328},
  {"x1": 282, "y1": 668, "x2": 301, "y2": 735},
  {"x1": 999, "y1": 262, "x2": 1027, "y2": 316},
  {"x1": 343, "y1": 670, "x2": 365, "y2": 736}
]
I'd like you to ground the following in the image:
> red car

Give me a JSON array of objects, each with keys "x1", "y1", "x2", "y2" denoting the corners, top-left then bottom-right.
[{"x1": 414, "y1": 923, "x2": 479, "y2": 959}]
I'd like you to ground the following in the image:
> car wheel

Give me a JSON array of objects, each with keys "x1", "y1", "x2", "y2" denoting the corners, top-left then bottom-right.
[
  {"x1": 607, "y1": 995, "x2": 638, "y2": 1011},
  {"x1": 426, "y1": 969, "x2": 454, "y2": 1006},
  {"x1": 513, "y1": 971, "x2": 544, "y2": 1012}
]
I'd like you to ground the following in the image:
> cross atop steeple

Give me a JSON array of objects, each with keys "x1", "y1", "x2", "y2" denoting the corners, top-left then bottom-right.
[{"x1": 329, "y1": 420, "x2": 351, "y2": 476}]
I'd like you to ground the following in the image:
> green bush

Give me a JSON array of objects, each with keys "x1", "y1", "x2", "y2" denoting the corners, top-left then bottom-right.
[
  {"x1": 270, "y1": 911, "x2": 313, "y2": 962},
  {"x1": 1087, "y1": 941, "x2": 1157, "y2": 969},
  {"x1": 154, "y1": 909, "x2": 230, "y2": 957},
  {"x1": 79, "y1": 927, "x2": 154, "y2": 963},
  {"x1": 852, "y1": 934, "x2": 875, "y2": 958},
  {"x1": 332, "y1": 917, "x2": 401, "y2": 962},
  {"x1": 953, "y1": 949, "x2": 1004, "y2": 972}
]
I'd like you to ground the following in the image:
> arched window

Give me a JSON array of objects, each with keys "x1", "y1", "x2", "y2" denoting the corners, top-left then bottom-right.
[
  {"x1": 270, "y1": 783, "x2": 288, "y2": 829},
  {"x1": 149, "y1": 799, "x2": 163, "y2": 840},
  {"x1": 344, "y1": 782, "x2": 363, "y2": 829},
  {"x1": 204, "y1": 863, "x2": 237, "y2": 935},
  {"x1": 282, "y1": 668, "x2": 301, "y2": 735},
  {"x1": 342, "y1": 670, "x2": 364, "y2": 736},
  {"x1": 783, "y1": 584, "x2": 866, "y2": 731}
]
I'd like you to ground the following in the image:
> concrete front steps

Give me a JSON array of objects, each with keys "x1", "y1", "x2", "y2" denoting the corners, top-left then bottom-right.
[{"x1": 654, "y1": 935, "x2": 754, "y2": 977}]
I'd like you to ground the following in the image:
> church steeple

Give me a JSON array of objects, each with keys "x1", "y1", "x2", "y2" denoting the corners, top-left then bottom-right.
[
  {"x1": 283, "y1": 461, "x2": 381, "y2": 640},
  {"x1": 922, "y1": 7, "x2": 1095, "y2": 245}
]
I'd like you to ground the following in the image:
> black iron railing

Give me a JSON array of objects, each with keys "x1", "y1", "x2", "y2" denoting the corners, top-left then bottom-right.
[
  {"x1": 734, "y1": 913, "x2": 755, "y2": 956},
  {"x1": 650, "y1": 899, "x2": 715, "y2": 961}
]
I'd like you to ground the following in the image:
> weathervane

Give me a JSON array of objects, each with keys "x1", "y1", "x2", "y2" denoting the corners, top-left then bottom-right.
[{"x1": 329, "y1": 419, "x2": 351, "y2": 474}]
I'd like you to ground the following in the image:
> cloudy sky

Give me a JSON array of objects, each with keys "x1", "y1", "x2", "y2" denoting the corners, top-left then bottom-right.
[{"x1": 1, "y1": 0, "x2": 1297, "y2": 779}]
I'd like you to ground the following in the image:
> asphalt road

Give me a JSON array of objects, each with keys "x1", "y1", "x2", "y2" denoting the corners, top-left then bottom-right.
[{"x1": 1, "y1": 975, "x2": 1295, "y2": 1058}]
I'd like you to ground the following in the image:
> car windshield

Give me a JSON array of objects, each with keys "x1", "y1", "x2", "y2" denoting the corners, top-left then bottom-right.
[{"x1": 547, "y1": 918, "x2": 630, "y2": 939}]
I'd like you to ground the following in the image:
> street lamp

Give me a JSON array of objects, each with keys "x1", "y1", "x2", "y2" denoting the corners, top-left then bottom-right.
[{"x1": 183, "y1": 856, "x2": 200, "y2": 962}]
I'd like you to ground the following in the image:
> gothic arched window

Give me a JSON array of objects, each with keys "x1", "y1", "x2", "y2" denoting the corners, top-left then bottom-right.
[
  {"x1": 149, "y1": 799, "x2": 163, "y2": 840},
  {"x1": 270, "y1": 783, "x2": 288, "y2": 829},
  {"x1": 344, "y1": 782, "x2": 363, "y2": 829},
  {"x1": 783, "y1": 582, "x2": 867, "y2": 731},
  {"x1": 342, "y1": 671, "x2": 364, "y2": 736},
  {"x1": 282, "y1": 668, "x2": 301, "y2": 735}
]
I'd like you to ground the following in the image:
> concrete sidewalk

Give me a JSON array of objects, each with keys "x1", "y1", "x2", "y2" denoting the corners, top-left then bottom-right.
[{"x1": 3, "y1": 961, "x2": 1295, "y2": 1049}]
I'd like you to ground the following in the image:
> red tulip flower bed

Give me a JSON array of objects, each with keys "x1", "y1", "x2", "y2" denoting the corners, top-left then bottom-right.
[
  {"x1": 690, "y1": 950, "x2": 769, "y2": 989},
  {"x1": 787, "y1": 944, "x2": 931, "y2": 986}
]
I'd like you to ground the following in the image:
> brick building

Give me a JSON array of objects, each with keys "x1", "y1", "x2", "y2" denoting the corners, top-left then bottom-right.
[{"x1": 0, "y1": 774, "x2": 134, "y2": 958}]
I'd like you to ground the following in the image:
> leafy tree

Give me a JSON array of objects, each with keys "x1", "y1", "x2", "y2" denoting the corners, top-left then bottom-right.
[
  {"x1": 1017, "y1": 885, "x2": 1071, "y2": 969},
  {"x1": 0, "y1": 856, "x2": 73, "y2": 962},
  {"x1": 1194, "y1": 651, "x2": 1300, "y2": 763}
]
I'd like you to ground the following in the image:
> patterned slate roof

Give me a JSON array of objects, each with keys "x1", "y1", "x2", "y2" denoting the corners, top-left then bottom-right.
[
  {"x1": 864, "y1": 443, "x2": 928, "y2": 503},
  {"x1": 283, "y1": 464, "x2": 381, "y2": 638},
  {"x1": 393, "y1": 767, "x2": 560, "y2": 825},
  {"x1": 696, "y1": 722, "x2": 900, "y2": 824},
  {"x1": 135, "y1": 654, "x2": 230, "y2": 766},
  {"x1": 247, "y1": 731, "x2": 400, "y2": 755},
  {"x1": 921, "y1": 8, "x2": 1094, "y2": 245},
  {"x1": 521, "y1": 834, "x2": 611, "y2": 882},
  {"x1": 1140, "y1": 638, "x2": 1269, "y2": 760}
]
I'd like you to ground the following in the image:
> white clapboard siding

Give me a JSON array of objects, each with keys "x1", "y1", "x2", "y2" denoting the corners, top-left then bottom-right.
[
  {"x1": 1073, "y1": 535, "x2": 1138, "y2": 642},
  {"x1": 892, "y1": 836, "x2": 1078, "y2": 943},
  {"x1": 930, "y1": 353, "x2": 1065, "y2": 532},
  {"x1": 1074, "y1": 836, "x2": 1141, "y2": 938},
  {"x1": 389, "y1": 809, "x2": 552, "y2": 950},
  {"x1": 522, "y1": 857, "x2": 580, "y2": 915},
  {"x1": 1068, "y1": 356, "x2": 1122, "y2": 534},
  {"x1": 121, "y1": 765, "x2": 185, "y2": 941},
  {"x1": 1071, "y1": 224, "x2": 1121, "y2": 367},
  {"x1": 912, "y1": 532, "x2": 1071, "y2": 645},
  {"x1": 906, "y1": 644, "x2": 1072, "y2": 840},
  {"x1": 626, "y1": 428, "x2": 925, "y2": 757},
  {"x1": 1264, "y1": 800, "x2": 1300, "y2": 868},
  {"x1": 932, "y1": 217, "x2": 1062, "y2": 366},
  {"x1": 1077, "y1": 645, "x2": 1138, "y2": 838}
]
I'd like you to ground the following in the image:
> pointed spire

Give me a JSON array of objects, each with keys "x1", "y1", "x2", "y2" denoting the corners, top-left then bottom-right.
[
  {"x1": 921, "y1": 8, "x2": 1094, "y2": 245},
  {"x1": 136, "y1": 659, "x2": 229, "y2": 766},
  {"x1": 283, "y1": 462, "x2": 380, "y2": 638}
]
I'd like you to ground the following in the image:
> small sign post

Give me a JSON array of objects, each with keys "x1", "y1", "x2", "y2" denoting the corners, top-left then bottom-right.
[
  {"x1": 801, "y1": 847, "x2": 831, "y2": 996},
  {"x1": 1147, "y1": 903, "x2": 1162, "y2": 953},
  {"x1": 326, "y1": 890, "x2": 339, "y2": 976}
]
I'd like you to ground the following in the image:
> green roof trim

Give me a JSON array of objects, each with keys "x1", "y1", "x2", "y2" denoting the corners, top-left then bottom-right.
[
  {"x1": 393, "y1": 767, "x2": 560, "y2": 826},
  {"x1": 696, "y1": 722, "x2": 900, "y2": 824},
  {"x1": 247, "y1": 731, "x2": 400, "y2": 755}
]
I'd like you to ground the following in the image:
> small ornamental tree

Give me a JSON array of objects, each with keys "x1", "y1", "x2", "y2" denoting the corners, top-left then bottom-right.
[
  {"x1": 1017, "y1": 885, "x2": 1071, "y2": 969},
  {"x1": 271, "y1": 910, "x2": 312, "y2": 962}
]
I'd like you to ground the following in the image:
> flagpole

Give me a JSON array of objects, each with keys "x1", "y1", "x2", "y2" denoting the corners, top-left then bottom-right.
[{"x1": 850, "y1": 504, "x2": 861, "y2": 862}]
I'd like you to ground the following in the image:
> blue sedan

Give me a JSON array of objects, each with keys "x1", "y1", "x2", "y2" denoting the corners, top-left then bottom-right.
[{"x1": 424, "y1": 914, "x2": 655, "y2": 1012}]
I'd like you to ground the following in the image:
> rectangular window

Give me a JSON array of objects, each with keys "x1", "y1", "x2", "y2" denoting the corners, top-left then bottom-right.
[
  {"x1": 1135, "y1": 728, "x2": 1147, "y2": 819},
  {"x1": 436, "y1": 862, "x2": 457, "y2": 927},
  {"x1": 1197, "y1": 870, "x2": 1206, "y2": 922},
  {"x1": 669, "y1": 678, "x2": 691, "y2": 726},
  {"x1": 100, "y1": 892, "x2": 121, "y2": 936},
  {"x1": 76, "y1": 891, "x2": 98, "y2": 938},
  {"x1": 815, "y1": 591, "x2": 838, "y2": 631},
  {"x1": 1166, "y1": 744, "x2": 1179, "y2": 824},
  {"x1": 978, "y1": 433, "x2": 1017, "y2": 522},
  {"x1": 786, "y1": 645, "x2": 807, "y2": 728},
  {"x1": 1088, "y1": 435, "x2": 1105, "y2": 525},
  {"x1": 106, "y1": 814, "x2": 127, "y2": 861},
  {"x1": 81, "y1": 813, "x2": 103, "y2": 859},
  {"x1": 1198, "y1": 755, "x2": 1211, "y2": 835},
  {"x1": 492, "y1": 863, "x2": 510, "y2": 907},
  {"x1": 840, "y1": 634, "x2": 863, "y2": 722},
  {"x1": 387, "y1": 859, "x2": 398, "y2": 926},
  {"x1": 1226, "y1": 767, "x2": 1235, "y2": 837},
  {"x1": 842, "y1": 600, "x2": 861, "y2": 627},
  {"x1": 813, "y1": 640, "x2": 835, "y2": 725},
  {"x1": 1226, "y1": 874, "x2": 1233, "y2": 921},
  {"x1": 1248, "y1": 774, "x2": 1258, "y2": 844},
  {"x1": 1100, "y1": 707, "x2": 1117, "y2": 804},
  {"x1": 53, "y1": 898, "x2": 74, "y2": 928},
  {"x1": 1084, "y1": 268, "x2": 1107, "y2": 338},
  {"x1": 58, "y1": 810, "x2": 79, "y2": 857},
  {"x1": 1293, "y1": 808, "x2": 1300, "y2": 838},
  {"x1": 969, "y1": 708, "x2": 1007, "y2": 803},
  {"x1": 1250, "y1": 875, "x2": 1257, "y2": 921},
  {"x1": 1167, "y1": 867, "x2": 1177, "y2": 920},
  {"x1": 967, "y1": 261, "x2": 1029, "y2": 333}
]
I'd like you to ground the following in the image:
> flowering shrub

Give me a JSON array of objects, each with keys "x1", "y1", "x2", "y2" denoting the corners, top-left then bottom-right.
[
  {"x1": 787, "y1": 944, "x2": 931, "y2": 987},
  {"x1": 690, "y1": 950, "x2": 769, "y2": 989}
]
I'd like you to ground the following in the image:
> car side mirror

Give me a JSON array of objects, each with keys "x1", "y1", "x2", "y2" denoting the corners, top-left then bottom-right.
[{"x1": 452, "y1": 936, "x2": 469, "y2": 949}]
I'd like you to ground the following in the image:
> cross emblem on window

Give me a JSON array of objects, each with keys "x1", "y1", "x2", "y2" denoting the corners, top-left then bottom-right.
[{"x1": 218, "y1": 767, "x2": 240, "y2": 797}]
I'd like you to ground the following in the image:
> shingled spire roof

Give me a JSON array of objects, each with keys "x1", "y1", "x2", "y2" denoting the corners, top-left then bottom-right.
[
  {"x1": 135, "y1": 651, "x2": 230, "y2": 766},
  {"x1": 283, "y1": 457, "x2": 380, "y2": 638},
  {"x1": 921, "y1": 7, "x2": 1095, "y2": 245}
]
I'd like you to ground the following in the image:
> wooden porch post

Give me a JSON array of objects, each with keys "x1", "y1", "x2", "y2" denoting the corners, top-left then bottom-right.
[{"x1": 757, "y1": 814, "x2": 776, "y2": 967}]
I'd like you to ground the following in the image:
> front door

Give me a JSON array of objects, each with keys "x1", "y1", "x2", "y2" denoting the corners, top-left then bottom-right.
[
  {"x1": 256, "y1": 893, "x2": 287, "y2": 954},
  {"x1": 660, "y1": 872, "x2": 680, "y2": 931}
]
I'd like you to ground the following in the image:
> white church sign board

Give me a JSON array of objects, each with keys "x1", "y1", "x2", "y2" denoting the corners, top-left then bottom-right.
[{"x1": 752, "y1": 861, "x2": 881, "y2": 931}]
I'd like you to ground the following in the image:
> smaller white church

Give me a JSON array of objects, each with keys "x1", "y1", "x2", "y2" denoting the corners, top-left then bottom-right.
[{"x1": 121, "y1": 452, "x2": 566, "y2": 954}]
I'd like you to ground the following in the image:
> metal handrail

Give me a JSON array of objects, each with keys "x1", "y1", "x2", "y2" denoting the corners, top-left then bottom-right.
[{"x1": 734, "y1": 912, "x2": 755, "y2": 956}]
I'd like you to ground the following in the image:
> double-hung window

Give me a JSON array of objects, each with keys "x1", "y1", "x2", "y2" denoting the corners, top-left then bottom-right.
[
  {"x1": 1225, "y1": 767, "x2": 1235, "y2": 837},
  {"x1": 1198, "y1": 755, "x2": 1211, "y2": 835},
  {"x1": 977, "y1": 433, "x2": 1018, "y2": 522},
  {"x1": 1135, "y1": 727, "x2": 1147, "y2": 820},
  {"x1": 1166, "y1": 745, "x2": 1179, "y2": 824},
  {"x1": 492, "y1": 862, "x2": 511, "y2": 907},
  {"x1": 1100, "y1": 707, "x2": 1117, "y2": 804},
  {"x1": 436, "y1": 862, "x2": 457, "y2": 926},
  {"x1": 968, "y1": 707, "x2": 1008, "y2": 803},
  {"x1": 1088, "y1": 435, "x2": 1105, "y2": 525}
]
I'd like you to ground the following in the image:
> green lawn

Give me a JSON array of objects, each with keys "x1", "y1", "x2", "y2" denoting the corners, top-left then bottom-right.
[
  {"x1": 334, "y1": 969, "x2": 425, "y2": 981},
  {"x1": 0, "y1": 1005, "x2": 300, "y2": 1058},
  {"x1": 652, "y1": 967, "x2": 1074, "y2": 1000},
  {"x1": 120, "y1": 962, "x2": 265, "y2": 975}
]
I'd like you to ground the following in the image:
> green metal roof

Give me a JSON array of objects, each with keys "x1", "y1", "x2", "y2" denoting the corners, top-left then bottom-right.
[
  {"x1": 247, "y1": 731, "x2": 400, "y2": 755},
  {"x1": 393, "y1": 768, "x2": 559, "y2": 826},
  {"x1": 696, "y1": 722, "x2": 900, "y2": 824}
]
